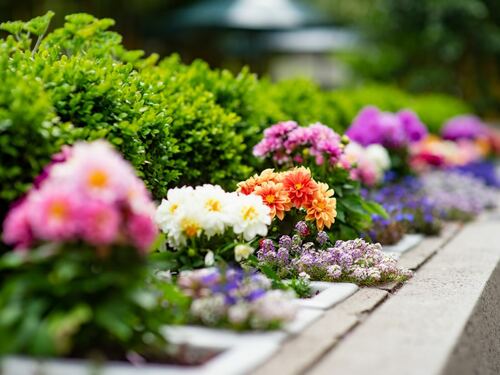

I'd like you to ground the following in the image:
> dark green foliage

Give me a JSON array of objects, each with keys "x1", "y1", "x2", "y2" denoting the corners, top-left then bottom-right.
[
  {"x1": 0, "y1": 245, "x2": 189, "y2": 358},
  {"x1": 0, "y1": 13, "x2": 250, "y2": 216},
  {"x1": 157, "y1": 56, "x2": 283, "y2": 168},
  {"x1": 339, "y1": 0, "x2": 500, "y2": 116}
]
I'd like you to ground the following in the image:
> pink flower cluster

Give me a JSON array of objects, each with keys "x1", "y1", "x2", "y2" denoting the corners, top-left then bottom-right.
[
  {"x1": 346, "y1": 106, "x2": 428, "y2": 149},
  {"x1": 410, "y1": 136, "x2": 485, "y2": 172},
  {"x1": 3, "y1": 141, "x2": 158, "y2": 253},
  {"x1": 253, "y1": 121, "x2": 344, "y2": 166},
  {"x1": 342, "y1": 143, "x2": 391, "y2": 186}
]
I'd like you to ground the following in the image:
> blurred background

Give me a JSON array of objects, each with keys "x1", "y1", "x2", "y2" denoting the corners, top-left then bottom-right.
[{"x1": 1, "y1": 0, "x2": 499, "y2": 118}]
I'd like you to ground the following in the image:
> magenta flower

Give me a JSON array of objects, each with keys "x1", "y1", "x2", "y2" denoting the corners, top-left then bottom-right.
[
  {"x1": 441, "y1": 115, "x2": 489, "y2": 141},
  {"x1": 127, "y1": 213, "x2": 158, "y2": 253},
  {"x1": 80, "y1": 200, "x2": 120, "y2": 245},
  {"x1": 2, "y1": 200, "x2": 32, "y2": 250},
  {"x1": 254, "y1": 121, "x2": 344, "y2": 167},
  {"x1": 346, "y1": 106, "x2": 385, "y2": 147},
  {"x1": 346, "y1": 106, "x2": 428, "y2": 148},
  {"x1": 263, "y1": 120, "x2": 298, "y2": 139},
  {"x1": 398, "y1": 109, "x2": 427, "y2": 142}
]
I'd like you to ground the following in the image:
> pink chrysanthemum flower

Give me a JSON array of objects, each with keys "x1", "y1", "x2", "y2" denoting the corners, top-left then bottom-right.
[
  {"x1": 80, "y1": 200, "x2": 121, "y2": 245},
  {"x1": 29, "y1": 184, "x2": 81, "y2": 241},
  {"x1": 2, "y1": 140, "x2": 158, "y2": 254},
  {"x1": 52, "y1": 141, "x2": 135, "y2": 202}
]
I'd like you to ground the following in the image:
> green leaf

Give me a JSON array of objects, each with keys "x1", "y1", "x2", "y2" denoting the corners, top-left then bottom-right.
[
  {"x1": 25, "y1": 11, "x2": 55, "y2": 36},
  {"x1": 0, "y1": 20, "x2": 24, "y2": 35}
]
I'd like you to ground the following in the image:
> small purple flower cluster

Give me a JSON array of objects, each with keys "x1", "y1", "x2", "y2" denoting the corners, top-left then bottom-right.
[
  {"x1": 346, "y1": 106, "x2": 427, "y2": 149},
  {"x1": 367, "y1": 213, "x2": 407, "y2": 246},
  {"x1": 452, "y1": 160, "x2": 500, "y2": 188},
  {"x1": 441, "y1": 115, "x2": 489, "y2": 141},
  {"x1": 257, "y1": 222, "x2": 412, "y2": 285},
  {"x1": 368, "y1": 177, "x2": 443, "y2": 238},
  {"x1": 177, "y1": 267, "x2": 297, "y2": 330},
  {"x1": 253, "y1": 121, "x2": 344, "y2": 166},
  {"x1": 421, "y1": 171, "x2": 498, "y2": 220}
]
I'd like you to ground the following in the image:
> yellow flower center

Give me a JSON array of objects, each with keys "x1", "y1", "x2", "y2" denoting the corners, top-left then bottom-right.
[
  {"x1": 88, "y1": 169, "x2": 108, "y2": 189},
  {"x1": 169, "y1": 203, "x2": 179, "y2": 214},
  {"x1": 181, "y1": 218, "x2": 200, "y2": 238},
  {"x1": 205, "y1": 198, "x2": 222, "y2": 212},
  {"x1": 265, "y1": 194, "x2": 275, "y2": 204},
  {"x1": 295, "y1": 183, "x2": 303, "y2": 190},
  {"x1": 241, "y1": 205, "x2": 258, "y2": 221},
  {"x1": 49, "y1": 201, "x2": 67, "y2": 221}
]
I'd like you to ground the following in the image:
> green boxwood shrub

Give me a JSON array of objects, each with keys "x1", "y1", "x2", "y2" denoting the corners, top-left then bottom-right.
[
  {"x1": 0, "y1": 13, "x2": 250, "y2": 218},
  {"x1": 264, "y1": 78, "x2": 343, "y2": 133}
]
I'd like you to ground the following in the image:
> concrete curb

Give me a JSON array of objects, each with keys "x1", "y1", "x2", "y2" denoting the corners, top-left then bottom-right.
[{"x1": 308, "y1": 216, "x2": 500, "y2": 375}]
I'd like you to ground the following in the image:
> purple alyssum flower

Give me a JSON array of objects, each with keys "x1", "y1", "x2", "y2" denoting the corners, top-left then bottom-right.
[
  {"x1": 295, "y1": 221, "x2": 310, "y2": 237},
  {"x1": 257, "y1": 229, "x2": 412, "y2": 285},
  {"x1": 421, "y1": 170, "x2": 497, "y2": 219}
]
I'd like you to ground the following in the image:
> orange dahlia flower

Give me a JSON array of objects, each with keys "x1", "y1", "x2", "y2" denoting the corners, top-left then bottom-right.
[
  {"x1": 253, "y1": 181, "x2": 292, "y2": 220},
  {"x1": 305, "y1": 182, "x2": 337, "y2": 230},
  {"x1": 282, "y1": 167, "x2": 317, "y2": 208},
  {"x1": 237, "y1": 169, "x2": 281, "y2": 195}
]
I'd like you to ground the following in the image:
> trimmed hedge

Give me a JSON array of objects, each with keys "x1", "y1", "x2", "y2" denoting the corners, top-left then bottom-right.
[
  {"x1": 0, "y1": 12, "x2": 473, "y2": 220},
  {"x1": 0, "y1": 13, "x2": 250, "y2": 216}
]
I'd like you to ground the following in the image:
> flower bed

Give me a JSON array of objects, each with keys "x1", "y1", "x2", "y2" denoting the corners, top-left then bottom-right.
[{"x1": 1, "y1": 10, "x2": 499, "y2": 374}]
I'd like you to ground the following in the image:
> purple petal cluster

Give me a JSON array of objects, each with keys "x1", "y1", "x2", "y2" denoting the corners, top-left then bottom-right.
[
  {"x1": 253, "y1": 121, "x2": 344, "y2": 166},
  {"x1": 420, "y1": 171, "x2": 498, "y2": 220},
  {"x1": 367, "y1": 177, "x2": 443, "y2": 239},
  {"x1": 177, "y1": 267, "x2": 297, "y2": 330},
  {"x1": 257, "y1": 227, "x2": 412, "y2": 285},
  {"x1": 441, "y1": 115, "x2": 489, "y2": 141},
  {"x1": 346, "y1": 106, "x2": 427, "y2": 149},
  {"x1": 452, "y1": 161, "x2": 500, "y2": 188}
]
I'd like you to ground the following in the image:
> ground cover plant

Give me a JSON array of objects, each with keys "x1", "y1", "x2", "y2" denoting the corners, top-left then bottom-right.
[
  {"x1": 176, "y1": 267, "x2": 297, "y2": 331},
  {"x1": 256, "y1": 221, "x2": 412, "y2": 285}
]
